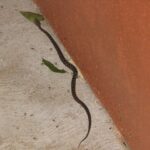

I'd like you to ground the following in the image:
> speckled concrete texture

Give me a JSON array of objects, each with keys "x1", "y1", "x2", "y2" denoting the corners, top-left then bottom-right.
[{"x1": 0, "y1": 0, "x2": 129, "y2": 149}]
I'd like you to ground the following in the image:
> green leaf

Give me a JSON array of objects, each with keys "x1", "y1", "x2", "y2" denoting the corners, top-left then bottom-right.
[
  {"x1": 20, "y1": 11, "x2": 44, "y2": 23},
  {"x1": 42, "y1": 58, "x2": 66, "y2": 73}
]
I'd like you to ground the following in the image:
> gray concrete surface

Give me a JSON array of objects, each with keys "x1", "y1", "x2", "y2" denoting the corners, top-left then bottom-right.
[{"x1": 0, "y1": 0, "x2": 129, "y2": 150}]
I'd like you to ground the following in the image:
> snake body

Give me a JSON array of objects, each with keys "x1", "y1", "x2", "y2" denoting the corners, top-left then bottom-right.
[{"x1": 36, "y1": 22, "x2": 91, "y2": 146}]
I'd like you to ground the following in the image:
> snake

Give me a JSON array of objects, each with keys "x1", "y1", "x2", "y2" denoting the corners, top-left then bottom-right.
[{"x1": 35, "y1": 21, "x2": 91, "y2": 147}]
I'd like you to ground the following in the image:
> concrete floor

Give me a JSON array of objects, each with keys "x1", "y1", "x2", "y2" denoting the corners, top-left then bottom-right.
[{"x1": 0, "y1": 0, "x2": 129, "y2": 150}]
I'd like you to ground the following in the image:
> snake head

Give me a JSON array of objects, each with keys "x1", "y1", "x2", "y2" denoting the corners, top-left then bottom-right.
[{"x1": 20, "y1": 11, "x2": 44, "y2": 26}]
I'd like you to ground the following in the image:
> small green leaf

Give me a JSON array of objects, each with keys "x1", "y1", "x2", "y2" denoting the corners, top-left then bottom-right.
[
  {"x1": 42, "y1": 58, "x2": 66, "y2": 73},
  {"x1": 20, "y1": 11, "x2": 44, "y2": 23}
]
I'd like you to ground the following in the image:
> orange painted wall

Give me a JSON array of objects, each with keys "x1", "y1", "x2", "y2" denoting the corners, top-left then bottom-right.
[{"x1": 35, "y1": 1, "x2": 150, "y2": 150}]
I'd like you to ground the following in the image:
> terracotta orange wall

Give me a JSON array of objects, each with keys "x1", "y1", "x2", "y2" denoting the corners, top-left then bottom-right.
[{"x1": 34, "y1": 1, "x2": 150, "y2": 150}]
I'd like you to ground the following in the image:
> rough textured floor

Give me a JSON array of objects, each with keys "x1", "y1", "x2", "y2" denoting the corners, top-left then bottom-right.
[{"x1": 0, "y1": 0, "x2": 129, "y2": 150}]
